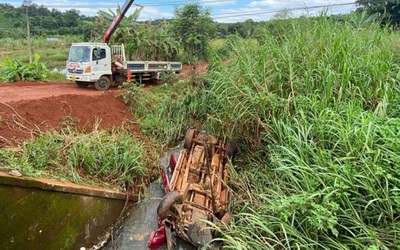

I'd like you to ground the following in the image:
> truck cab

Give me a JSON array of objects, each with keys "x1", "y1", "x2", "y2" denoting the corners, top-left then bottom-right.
[{"x1": 66, "y1": 43, "x2": 113, "y2": 90}]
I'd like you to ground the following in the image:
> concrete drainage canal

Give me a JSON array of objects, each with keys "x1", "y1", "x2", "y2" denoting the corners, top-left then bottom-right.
[
  {"x1": 102, "y1": 148, "x2": 195, "y2": 250},
  {"x1": 0, "y1": 148, "x2": 193, "y2": 250},
  {"x1": 2, "y1": 138, "x2": 225, "y2": 250}
]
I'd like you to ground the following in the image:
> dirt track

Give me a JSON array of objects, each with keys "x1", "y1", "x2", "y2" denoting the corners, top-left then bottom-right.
[
  {"x1": 0, "y1": 63, "x2": 209, "y2": 147},
  {"x1": 0, "y1": 81, "x2": 137, "y2": 147}
]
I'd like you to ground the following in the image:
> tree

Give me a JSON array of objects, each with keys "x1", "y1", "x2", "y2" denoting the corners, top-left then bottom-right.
[
  {"x1": 172, "y1": 4, "x2": 215, "y2": 61},
  {"x1": 96, "y1": 6, "x2": 142, "y2": 44},
  {"x1": 95, "y1": 8, "x2": 180, "y2": 61},
  {"x1": 356, "y1": 0, "x2": 400, "y2": 27}
]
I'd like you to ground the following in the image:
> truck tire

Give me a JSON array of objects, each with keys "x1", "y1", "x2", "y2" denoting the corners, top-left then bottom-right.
[
  {"x1": 226, "y1": 140, "x2": 237, "y2": 159},
  {"x1": 76, "y1": 81, "x2": 89, "y2": 88},
  {"x1": 183, "y1": 129, "x2": 196, "y2": 149},
  {"x1": 95, "y1": 76, "x2": 111, "y2": 90},
  {"x1": 157, "y1": 190, "x2": 182, "y2": 220},
  {"x1": 113, "y1": 73, "x2": 124, "y2": 84}
]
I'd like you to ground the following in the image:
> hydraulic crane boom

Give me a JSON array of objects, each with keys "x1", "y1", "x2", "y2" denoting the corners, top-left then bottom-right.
[
  {"x1": 102, "y1": 0, "x2": 136, "y2": 43},
  {"x1": 66, "y1": 0, "x2": 182, "y2": 91}
]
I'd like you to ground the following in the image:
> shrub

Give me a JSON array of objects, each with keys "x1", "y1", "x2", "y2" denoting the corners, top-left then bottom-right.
[{"x1": 0, "y1": 53, "x2": 50, "y2": 82}]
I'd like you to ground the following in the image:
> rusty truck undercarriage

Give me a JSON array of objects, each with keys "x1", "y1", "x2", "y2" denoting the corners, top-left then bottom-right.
[{"x1": 148, "y1": 129, "x2": 235, "y2": 249}]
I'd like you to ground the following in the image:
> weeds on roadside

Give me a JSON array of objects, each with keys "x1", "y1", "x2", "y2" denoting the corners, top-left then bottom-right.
[
  {"x1": 119, "y1": 78, "x2": 202, "y2": 147},
  {"x1": 200, "y1": 13, "x2": 400, "y2": 250},
  {"x1": 0, "y1": 128, "x2": 147, "y2": 188}
]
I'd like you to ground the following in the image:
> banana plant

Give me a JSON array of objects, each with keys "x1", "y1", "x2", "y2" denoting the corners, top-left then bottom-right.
[
  {"x1": 95, "y1": 7, "x2": 181, "y2": 61},
  {"x1": 0, "y1": 53, "x2": 49, "y2": 82},
  {"x1": 95, "y1": 6, "x2": 143, "y2": 44}
]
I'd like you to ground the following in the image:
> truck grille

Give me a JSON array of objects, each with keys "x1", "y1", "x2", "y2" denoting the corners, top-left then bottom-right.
[{"x1": 68, "y1": 69, "x2": 84, "y2": 74}]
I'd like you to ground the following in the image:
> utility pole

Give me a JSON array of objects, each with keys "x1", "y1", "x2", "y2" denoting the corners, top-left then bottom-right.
[{"x1": 23, "y1": 0, "x2": 33, "y2": 63}]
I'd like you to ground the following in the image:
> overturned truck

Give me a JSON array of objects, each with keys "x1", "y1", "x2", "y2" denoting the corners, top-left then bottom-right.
[{"x1": 148, "y1": 129, "x2": 235, "y2": 249}]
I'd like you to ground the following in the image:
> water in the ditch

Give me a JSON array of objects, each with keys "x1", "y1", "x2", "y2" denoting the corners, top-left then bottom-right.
[{"x1": 101, "y1": 149, "x2": 196, "y2": 250}]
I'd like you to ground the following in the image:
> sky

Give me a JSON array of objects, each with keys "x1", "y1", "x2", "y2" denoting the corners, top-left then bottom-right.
[{"x1": 4, "y1": 0, "x2": 358, "y2": 23}]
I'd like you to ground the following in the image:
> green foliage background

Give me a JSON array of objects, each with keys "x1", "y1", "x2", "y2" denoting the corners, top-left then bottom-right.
[{"x1": 119, "y1": 13, "x2": 400, "y2": 249}]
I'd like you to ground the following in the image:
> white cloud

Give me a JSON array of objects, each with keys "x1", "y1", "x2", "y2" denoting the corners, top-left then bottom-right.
[
  {"x1": 213, "y1": 0, "x2": 356, "y2": 23},
  {"x1": 214, "y1": 7, "x2": 270, "y2": 22},
  {"x1": 249, "y1": 0, "x2": 353, "y2": 8},
  {"x1": 200, "y1": 0, "x2": 237, "y2": 6},
  {"x1": 248, "y1": 0, "x2": 282, "y2": 8},
  {"x1": 138, "y1": 6, "x2": 174, "y2": 21}
]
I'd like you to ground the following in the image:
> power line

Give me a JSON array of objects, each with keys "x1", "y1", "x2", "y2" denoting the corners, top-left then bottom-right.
[
  {"x1": 3, "y1": 0, "x2": 358, "y2": 22},
  {"x1": 4, "y1": 0, "x2": 234, "y2": 8},
  {"x1": 212, "y1": 2, "x2": 357, "y2": 20}
]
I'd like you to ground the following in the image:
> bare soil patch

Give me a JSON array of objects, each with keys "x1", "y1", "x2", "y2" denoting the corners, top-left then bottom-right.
[
  {"x1": 0, "y1": 81, "x2": 138, "y2": 147},
  {"x1": 0, "y1": 64, "x2": 209, "y2": 147}
]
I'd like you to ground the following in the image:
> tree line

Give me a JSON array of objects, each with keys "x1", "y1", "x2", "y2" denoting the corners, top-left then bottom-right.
[
  {"x1": 3, "y1": 1, "x2": 399, "y2": 40},
  {"x1": 0, "y1": 4, "x2": 95, "y2": 39}
]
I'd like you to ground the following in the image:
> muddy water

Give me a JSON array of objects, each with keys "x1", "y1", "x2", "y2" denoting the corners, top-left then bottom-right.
[{"x1": 102, "y1": 150, "x2": 195, "y2": 250}]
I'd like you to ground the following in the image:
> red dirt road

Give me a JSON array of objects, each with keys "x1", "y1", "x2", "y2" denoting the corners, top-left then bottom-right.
[
  {"x1": 0, "y1": 63, "x2": 209, "y2": 147},
  {"x1": 0, "y1": 81, "x2": 137, "y2": 147}
]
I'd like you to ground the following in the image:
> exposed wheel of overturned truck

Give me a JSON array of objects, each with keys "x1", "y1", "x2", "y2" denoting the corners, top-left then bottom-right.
[
  {"x1": 157, "y1": 190, "x2": 182, "y2": 220},
  {"x1": 183, "y1": 129, "x2": 196, "y2": 149},
  {"x1": 95, "y1": 76, "x2": 111, "y2": 90},
  {"x1": 226, "y1": 140, "x2": 237, "y2": 159},
  {"x1": 75, "y1": 81, "x2": 89, "y2": 88}
]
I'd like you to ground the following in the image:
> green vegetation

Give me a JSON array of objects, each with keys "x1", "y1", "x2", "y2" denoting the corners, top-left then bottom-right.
[
  {"x1": 0, "y1": 53, "x2": 49, "y2": 82},
  {"x1": 120, "y1": 13, "x2": 400, "y2": 249},
  {"x1": 119, "y1": 72, "x2": 200, "y2": 147},
  {"x1": 0, "y1": 128, "x2": 147, "y2": 188},
  {"x1": 2, "y1": 2, "x2": 400, "y2": 248},
  {"x1": 356, "y1": 0, "x2": 400, "y2": 27},
  {"x1": 172, "y1": 4, "x2": 214, "y2": 62},
  {"x1": 204, "y1": 15, "x2": 400, "y2": 249},
  {"x1": 0, "y1": 3, "x2": 95, "y2": 39}
]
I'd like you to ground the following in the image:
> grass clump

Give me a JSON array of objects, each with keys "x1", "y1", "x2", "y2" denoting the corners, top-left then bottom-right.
[
  {"x1": 119, "y1": 77, "x2": 202, "y2": 147},
  {"x1": 199, "y1": 14, "x2": 400, "y2": 249},
  {"x1": 0, "y1": 129, "x2": 146, "y2": 188}
]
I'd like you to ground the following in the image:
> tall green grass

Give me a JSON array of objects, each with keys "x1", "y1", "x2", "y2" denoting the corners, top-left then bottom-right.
[
  {"x1": 201, "y1": 14, "x2": 400, "y2": 249},
  {"x1": 0, "y1": 128, "x2": 147, "y2": 188},
  {"x1": 203, "y1": 14, "x2": 396, "y2": 144},
  {"x1": 119, "y1": 77, "x2": 201, "y2": 147}
]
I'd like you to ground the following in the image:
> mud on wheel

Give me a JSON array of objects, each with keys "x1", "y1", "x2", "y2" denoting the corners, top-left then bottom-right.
[
  {"x1": 183, "y1": 129, "x2": 196, "y2": 149},
  {"x1": 226, "y1": 139, "x2": 237, "y2": 159},
  {"x1": 157, "y1": 190, "x2": 182, "y2": 220}
]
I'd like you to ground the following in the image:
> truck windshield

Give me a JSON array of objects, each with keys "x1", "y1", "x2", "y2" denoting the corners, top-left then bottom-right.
[{"x1": 68, "y1": 46, "x2": 91, "y2": 62}]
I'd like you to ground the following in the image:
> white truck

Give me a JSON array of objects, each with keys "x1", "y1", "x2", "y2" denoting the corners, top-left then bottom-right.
[{"x1": 65, "y1": 0, "x2": 182, "y2": 90}]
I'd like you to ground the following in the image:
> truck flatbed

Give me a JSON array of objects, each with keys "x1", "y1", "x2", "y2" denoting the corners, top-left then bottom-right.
[{"x1": 126, "y1": 61, "x2": 182, "y2": 73}]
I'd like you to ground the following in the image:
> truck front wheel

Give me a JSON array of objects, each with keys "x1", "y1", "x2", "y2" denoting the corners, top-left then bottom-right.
[{"x1": 95, "y1": 76, "x2": 111, "y2": 90}]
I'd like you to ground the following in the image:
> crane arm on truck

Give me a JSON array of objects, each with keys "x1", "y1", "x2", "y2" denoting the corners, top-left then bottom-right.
[
  {"x1": 102, "y1": 0, "x2": 137, "y2": 43},
  {"x1": 66, "y1": 0, "x2": 182, "y2": 90}
]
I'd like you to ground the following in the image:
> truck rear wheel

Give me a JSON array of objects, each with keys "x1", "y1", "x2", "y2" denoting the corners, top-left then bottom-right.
[
  {"x1": 75, "y1": 81, "x2": 89, "y2": 88},
  {"x1": 184, "y1": 129, "x2": 196, "y2": 149},
  {"x1": 157, "y1": 190, "x2": 182, "y2": 220},
  {"x1": 226, "y1": 140, "x2": 237, "y2": 159},
  {"x1": 95, "y1": 76, "x2": 111, "y2": 90}
]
